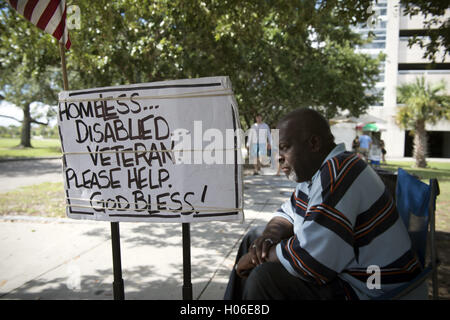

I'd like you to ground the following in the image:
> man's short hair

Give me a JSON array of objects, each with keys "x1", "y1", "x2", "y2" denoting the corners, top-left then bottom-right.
[{"x1": 278, "y1": 108, "x2": 334, "y2": 143}]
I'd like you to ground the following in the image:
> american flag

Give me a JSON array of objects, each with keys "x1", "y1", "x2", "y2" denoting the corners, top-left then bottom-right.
[{"x1": 6, "y1": 0, "x2": 71, "y2": 49}]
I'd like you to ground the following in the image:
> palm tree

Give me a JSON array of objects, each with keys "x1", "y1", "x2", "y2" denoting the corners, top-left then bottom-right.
[{"x1": 396, "y1": 76, "x2": 449, "y2": 168}]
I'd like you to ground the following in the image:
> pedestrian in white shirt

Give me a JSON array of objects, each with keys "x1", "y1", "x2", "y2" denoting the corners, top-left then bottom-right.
[{"x1": 247, "y1": 114, "x2": 272, "y2": 175}]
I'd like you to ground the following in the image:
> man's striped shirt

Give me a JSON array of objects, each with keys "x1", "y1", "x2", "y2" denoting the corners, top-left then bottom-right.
[{"x1": 274, "y1": 143, "x2": 421, "y2": 299}]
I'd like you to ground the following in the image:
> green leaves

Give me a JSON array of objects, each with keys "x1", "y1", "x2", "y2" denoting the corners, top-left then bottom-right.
[
  {"x1": 397, "y1": 76, "x2": 449, "y2": 128},
  {"x1": 400, "y1": 0, "x2": 450, "y2": 61},
  {"x1": 1, "y1": 0, "x2": 381, "y2": 131}
]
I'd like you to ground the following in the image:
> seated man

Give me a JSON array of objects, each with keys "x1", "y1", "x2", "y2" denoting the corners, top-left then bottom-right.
[{"x1": 224, "y1": 108, "x2": 421, "y2": 300}]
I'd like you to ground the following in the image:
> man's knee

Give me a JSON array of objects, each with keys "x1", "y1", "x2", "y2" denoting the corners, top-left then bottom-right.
[
  {"x1": 243, "y1": 263, "x2": 282, "y2": 300},
  {"x1": 248, "y1": 262, "x2": 277, "y2": 280}
]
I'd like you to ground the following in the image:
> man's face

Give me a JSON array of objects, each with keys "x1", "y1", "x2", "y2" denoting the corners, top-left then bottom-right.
[
  {"x1": 278, "y1": 122, "x2": 314, "y2": 183},
  {"x1": 255, "y1": 115, "x2": 262, "y2": 123}
]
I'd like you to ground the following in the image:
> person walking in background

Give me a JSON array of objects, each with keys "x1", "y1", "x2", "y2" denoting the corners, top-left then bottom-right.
[
  {"x1": 352, "y1": 136, "x2": 360, "y2": 154},
  {"x1": 380, "y1": 139, "x2": 387, "y2": 164},
  {"x1": 368, "y1": 138, "x2": 382, "y2": 168},
  {"x1": 247, "y1": 114, "x2": 272, "y2": 175},
  {"x1": 358, "y1": 131, "x2": 372, "y2": 161}
]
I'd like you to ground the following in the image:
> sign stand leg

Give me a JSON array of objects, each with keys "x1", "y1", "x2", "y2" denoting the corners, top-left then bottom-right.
[
  {"x1": 182, "y1": 223, "x2": 193, "y2": 300},
  {"x1": 111, "y1": 222, "x2": 125, "y2": 300}
]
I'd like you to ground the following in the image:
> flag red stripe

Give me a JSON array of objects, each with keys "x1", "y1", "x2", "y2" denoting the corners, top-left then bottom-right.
[
  {"x1": 23, "y1": 0, "x2": 38, "y2": 20},
  {"x1": 7, "y1": 0, "x2": 71, "y2": 50},
  {"x1": 52, "y1": 5, "x2": 66, "y2": 41},
  {"x1": 36, "y1": 0, "x2": 60, "y2": 30}
]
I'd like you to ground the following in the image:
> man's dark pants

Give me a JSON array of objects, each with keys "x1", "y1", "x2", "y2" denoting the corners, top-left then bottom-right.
[{"x1": 224, "y1": 226, "x2": 356, "y2": 300}]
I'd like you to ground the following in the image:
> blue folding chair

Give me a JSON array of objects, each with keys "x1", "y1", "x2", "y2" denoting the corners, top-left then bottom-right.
[{"x1": 376, "y1": 168, "x2": 440, "y2": 300}]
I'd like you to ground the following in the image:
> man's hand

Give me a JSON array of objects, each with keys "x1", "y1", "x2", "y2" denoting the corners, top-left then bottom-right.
[
  {"x1": 236, "y1": 239, "x2": 278, "y2": 279},
  {"x1": 236, "y1": 253, "x2": 256, "y2": 278},
  {"x1": 249, "y1": 217, "x2": 293, "y2": 265},
  {"x1": 249, "y1": 236, "x2": 277, "y2": 265},
  {"x1": 236, "y1": 217, "x2": 292, "y2": 278}
]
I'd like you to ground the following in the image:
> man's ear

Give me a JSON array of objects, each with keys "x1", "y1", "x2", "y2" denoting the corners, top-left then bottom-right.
[{"x1": 309, "y1": 135, "x2": 321, "y2": 152}]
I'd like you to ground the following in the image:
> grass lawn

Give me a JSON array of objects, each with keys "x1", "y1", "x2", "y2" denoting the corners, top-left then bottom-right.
[
  {"x1": 0, "y1": 138, "x2": 62, "y2": 159},
  {"x1": 0, "y1": 182, "x2": 66, "y2": 218},
  {"x1": 382, "y1": 161, "x2": 450, "y2": 181}
]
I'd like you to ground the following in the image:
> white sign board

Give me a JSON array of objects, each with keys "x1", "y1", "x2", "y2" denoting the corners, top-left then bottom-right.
[{"x1": 58, "y1": 76, "x2": 243, "y2": 223}]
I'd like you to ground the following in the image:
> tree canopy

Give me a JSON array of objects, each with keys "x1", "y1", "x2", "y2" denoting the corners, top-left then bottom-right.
[
  {"x1": 1, "y1": 0, "x2": 381, "y2": 137},
  {"x1": 0, "y1": 1, "x2": 61, "y2": 146}
]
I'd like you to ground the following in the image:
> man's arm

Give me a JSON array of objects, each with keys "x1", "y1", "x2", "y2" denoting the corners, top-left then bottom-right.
[
  {"x1": 250, "y1": 216, "x2": 293, "y2": 264},
  {"x1": 263, "y1": 216, "x2": 294, "y2": 242},
  {"x1": 236, "y1": 217, "x2": 293, "y2": 278}
]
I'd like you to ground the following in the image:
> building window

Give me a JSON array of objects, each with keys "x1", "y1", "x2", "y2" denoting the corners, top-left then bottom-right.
[
  {"x1": 366, "y1": 87, "x2": 385, "y2": 107},
  {"x1": 361, "y1": 41, "x2": 386, "y2": 49}
]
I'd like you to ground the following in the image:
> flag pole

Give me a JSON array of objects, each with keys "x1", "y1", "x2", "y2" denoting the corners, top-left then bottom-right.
[{"x1": 59, "y1": 42, "x2": 69, "y2": 90}]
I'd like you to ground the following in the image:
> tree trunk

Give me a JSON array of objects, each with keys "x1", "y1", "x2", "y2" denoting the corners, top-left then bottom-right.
[
  {"x1": 20, "y1": 104, "x2": 32, "y2": 148},
  {"x1": 413, "y1": 119, "x2": 427, "y2": 168}
]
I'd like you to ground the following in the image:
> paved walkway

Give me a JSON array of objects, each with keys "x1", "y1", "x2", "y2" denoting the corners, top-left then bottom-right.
[
  {"x1": 0, "y1": 162, "x2": 294, "y2": 300},
  {"x1": 0, "y1": 158, "x2": 63, "y2": 193}
]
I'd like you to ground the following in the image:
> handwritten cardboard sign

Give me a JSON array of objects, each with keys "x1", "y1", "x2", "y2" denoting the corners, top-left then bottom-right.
[{"x1": 58, "y1": 76, "x2": 243, "y2": 223}]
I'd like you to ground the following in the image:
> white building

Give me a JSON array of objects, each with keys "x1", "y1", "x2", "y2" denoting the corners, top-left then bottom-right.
[{"x1": 332, "y1": 0, "x2": 450, "y2": 158}]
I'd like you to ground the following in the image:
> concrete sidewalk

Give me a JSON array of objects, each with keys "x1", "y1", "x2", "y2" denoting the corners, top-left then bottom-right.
[{"x1": 0, "y1": 166, "x2": 295, "y2": 300}]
